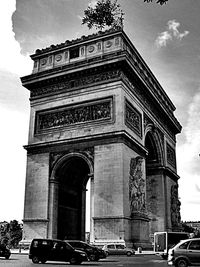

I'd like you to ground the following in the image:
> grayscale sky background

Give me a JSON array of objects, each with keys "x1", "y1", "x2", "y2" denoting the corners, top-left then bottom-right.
[{"x1": 0, "y1": 0, "x2": 200, "y2": 223}]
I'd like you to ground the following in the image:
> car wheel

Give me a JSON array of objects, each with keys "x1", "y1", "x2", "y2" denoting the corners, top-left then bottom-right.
[
  {"x1": 89, "y1": 254, "x2": 96, "y2": 261},
  {"x1": 105, "y1": 251, "x2": 109, "y2": 257},
  {"x1": 127, "y1": 251, "x2": 132, "y2": 256},
  {"x1": 176, "y1": 258, "x2": 188, "y2": 267},
  {"x1": 95, "y1": 255, "x2": 100, "y2": 261},
  {"x1": 32, "y1": 256, "x2": 40, "y2": 264},
  {"x1": 41, "y1": 258, "x2": 47, "y2": 264},
  {"x1": 5, "y1": 254, "x2": 10, "y2": 260},
  {"x1": 69, "y1": 257, "x2": 80, "y2": 265}
]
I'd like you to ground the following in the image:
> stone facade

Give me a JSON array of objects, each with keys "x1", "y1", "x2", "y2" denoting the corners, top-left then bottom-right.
[{"x1": 21, "y1": 29, "x2": 182, "y2": 248}]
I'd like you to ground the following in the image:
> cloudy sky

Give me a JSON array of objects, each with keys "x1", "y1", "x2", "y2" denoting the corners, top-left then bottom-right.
[{"x1": 0, "y1": 0, "x2": 200, "y2": 223}]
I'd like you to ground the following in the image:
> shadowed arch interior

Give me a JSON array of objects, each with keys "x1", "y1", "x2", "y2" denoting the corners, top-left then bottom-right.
[
  {"x1": 55, "y1": 156, "x2": 90, "y2": 240},
  {"x1": 145, "y1": 131, "x2": 159, "y2": 233},
  {"x1": 145, "y1": 131, "x2": 159, "y2": 165}
]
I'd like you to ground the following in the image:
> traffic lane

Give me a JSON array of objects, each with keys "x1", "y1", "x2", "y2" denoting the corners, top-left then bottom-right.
[{"x1": 0, "y1": 254, "x2": 168, "y2": 266}]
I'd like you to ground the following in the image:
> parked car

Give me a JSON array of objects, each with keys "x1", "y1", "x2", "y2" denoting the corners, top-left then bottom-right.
[
  {"x1": 66, "y1": 240, "x2": 106, "y2": 261},
  {"x1": 19, "y1": 240, "x2": 31, "y2": 251},
  {"x1": 29, "y1": 238, "x2": 87, "y2": 264},
  {"x1": 0, "y1": 244, "x2": 11, "y2": 259},
  {"x1": 102, "y1": 243, "x2": 135, "y2": 256},
  {"x1": 168, "y1": 238, "x2": 200, "y2": 267}
]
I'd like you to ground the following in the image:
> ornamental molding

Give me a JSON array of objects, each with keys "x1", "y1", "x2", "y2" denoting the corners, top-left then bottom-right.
[
  {"x1": 35, "y1": 97, "x2": 113, "y2": 134},
  {"x1": 30, "y1": 69, "x2": 121, "y2": 98},
  {"x1": 166, "y1": 142, "x2": 176, "y2": 168},
  {"x1": 125, "y1": 99, "x2": 142, "y2": 138}
]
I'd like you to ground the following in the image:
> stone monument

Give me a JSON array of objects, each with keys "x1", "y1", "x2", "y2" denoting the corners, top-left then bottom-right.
[{"x1": 21, "y1": 28, "x2": 182, "y2": 248}]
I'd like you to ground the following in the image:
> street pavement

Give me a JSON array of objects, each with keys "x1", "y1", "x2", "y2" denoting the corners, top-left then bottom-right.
[{"x1": 0, "y1": 252, "x2": 169, "y2": 267}]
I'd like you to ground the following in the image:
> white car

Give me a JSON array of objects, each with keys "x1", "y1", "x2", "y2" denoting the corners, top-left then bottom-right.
[{"x1": 102, "y1": 243, "x2": 135, "y2": 256}]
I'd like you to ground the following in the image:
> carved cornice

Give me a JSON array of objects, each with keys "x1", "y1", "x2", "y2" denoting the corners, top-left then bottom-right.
[
  {"x1": 146, "y1": 165, "x2": 180, "y2": 182},
  {"x1": 31, "y1": 28, "x2": 122, "y2": 57},
  {"x1": 24, "y1": 130, "x2": 148, "y2": 157},
  {"x1": 30, "y1": 69, "x2": 121, "y2": 98}
]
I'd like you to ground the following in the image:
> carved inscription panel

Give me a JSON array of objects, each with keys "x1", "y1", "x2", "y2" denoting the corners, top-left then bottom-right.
[{"x1": 35, "y1": 97, "x2": 112, "y2": 134}]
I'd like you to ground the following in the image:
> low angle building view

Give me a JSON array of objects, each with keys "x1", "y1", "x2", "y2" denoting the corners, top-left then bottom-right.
[
  {"x1": 1, "y1": 0, "x2": 200, "y2": 266},
  {"x1": 21, "y1": 27, "x2": 181, "y2": 249}
]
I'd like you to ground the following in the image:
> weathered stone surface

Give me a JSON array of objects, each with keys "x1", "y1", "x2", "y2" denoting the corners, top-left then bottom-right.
[{"x1": 21, "y1": 29, "x2": 181, "y2": 248}]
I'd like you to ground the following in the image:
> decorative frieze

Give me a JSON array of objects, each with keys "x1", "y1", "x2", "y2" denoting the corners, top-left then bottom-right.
[
  {"x1": 35, "y1": 97, "x2": 112, "y2": 134},
  {"x1": 31, "y1": 70, "x2": 121, "y2": 98},
  {"x1": 125, "y1": 100, "x2": 142, "y2": 138},
  {"x1": 167, "y1": 142, "x2": 176, "y2": 168}
]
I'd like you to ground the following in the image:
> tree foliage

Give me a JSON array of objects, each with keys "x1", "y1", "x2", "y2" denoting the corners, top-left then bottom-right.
[
  {"x1": 0, "y1": 220, "x2": 22, "y2": 248},
  {"x1": 82, "y1": 0, "x2": 169, "y2": 31},
  {"x1": 144, "y1": 0, "x2": 168, "y2": 5},
  {"x1": 82, "y1": 0, "x2": 124, "y2": 30}
]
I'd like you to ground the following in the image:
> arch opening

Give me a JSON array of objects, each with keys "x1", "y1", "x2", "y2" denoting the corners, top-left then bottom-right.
[
  {"x1": 55, "y1": 156, "x2": 91, "y2": 240},
  {"x1": 145, "y1": 130, "x2": 164, "y2": 233},
  {"x1": 145, "y1": 132, "x2": 159, "y2": 165}
]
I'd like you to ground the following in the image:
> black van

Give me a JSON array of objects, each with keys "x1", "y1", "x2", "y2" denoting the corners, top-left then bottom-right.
[
  {"x1": 29, "y1": 238, "x2": 87, "y2": 264},
  {"x1": 66, "y1": 240, "x2": 107, "y2": 261}
]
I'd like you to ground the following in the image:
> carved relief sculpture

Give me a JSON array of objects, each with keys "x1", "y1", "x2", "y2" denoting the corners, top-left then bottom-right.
[
  {"x1": 171, "y1": 184, "x2": 181, "y2": 227},
  {"x1": 125, "y1": 100, "x2": 142, "y2": 138},
  {"x1": 35, "y1": 98, "x2": 112, "y2": 133},
  {"x1": 129, "y1": 157, "x2": 146, "y2": 214}
]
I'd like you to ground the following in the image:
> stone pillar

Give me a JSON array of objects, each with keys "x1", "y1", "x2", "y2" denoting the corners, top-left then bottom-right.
[
  {"x1": 48, "y1": 178, "x2": 59, "y2": 239},
  {"x1": 81, "y1": 185, "x2": 87, "y2": 241},
  {"x1": 90, "y1": 175, "x2": 94, "y2": 243}
]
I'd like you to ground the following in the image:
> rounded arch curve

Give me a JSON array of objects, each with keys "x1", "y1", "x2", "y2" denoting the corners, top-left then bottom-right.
[
  {"x1": 144, "y1": 126, "x2": 164, "y2": 166},
  {"x1": 51, "y1": 152, "x2": 94, "y2": 183}
]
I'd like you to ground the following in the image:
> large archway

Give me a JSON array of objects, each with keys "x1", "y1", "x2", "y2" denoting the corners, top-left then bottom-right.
[
  {"x1": 49, "y1": 153, "x2": 93, "y2": 241},
  {"x1": 145, "y1": 129, "x2": 165, "y2": 234}
]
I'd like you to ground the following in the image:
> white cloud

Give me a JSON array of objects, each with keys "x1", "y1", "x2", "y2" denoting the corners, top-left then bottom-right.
[
  {"x1": 88, "y1": 0, "x2": 98, "y2": 8},
  {"x1": 0, "y1": 0, "x2": 32, "y2": 76},
  {"x1": 156, "y1": 19, "x2": 189, "y2": 48},
  {"x1": 155, "y1": 31, "x2": 172, "y2": 47}
]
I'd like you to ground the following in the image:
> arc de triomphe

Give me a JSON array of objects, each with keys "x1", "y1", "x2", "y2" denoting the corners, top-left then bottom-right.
[{"x1": 21, "y1": 29, "x2": 182, "y2": 248}]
